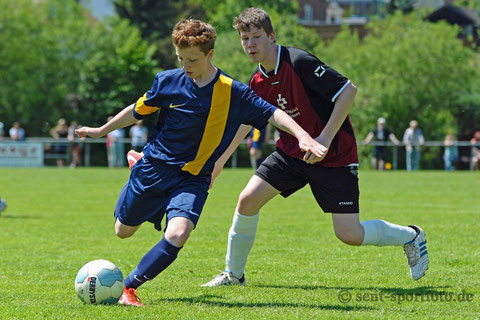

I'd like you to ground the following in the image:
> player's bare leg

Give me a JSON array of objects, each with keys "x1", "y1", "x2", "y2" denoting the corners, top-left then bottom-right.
[
  {"x1": 164, "y1": 217, "x2": 194, "y2": 247},
  {"x1": 115, "y1": 219, "x2": 141, "y2": 239},
  {"x1": 236, "y1": 175, "x2": 280, "y2": 215},
  {"x1": 332, "y1": 213, "x2": 364, "y2": 246}
]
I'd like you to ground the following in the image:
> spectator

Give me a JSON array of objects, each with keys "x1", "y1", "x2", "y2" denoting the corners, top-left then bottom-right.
[
  {"x1": 403, "y1": 120, "x2": 424, "y2": 171},
  {"x1": 68, "y1": 121, "x2": 84, "y2": 168},
  {"x1": 129, "y1": 120, "x2": 148, "y2": 153},
  {"x1": 246, "y1": 124, "x2": 270, "y2": 169},
  {"x1": 362, "y1": 117, "x2": 400, "y2": 170},
  {"x1": 9, "y1": 122, "x2": 25, "y2": 141},
  {"x1": 50, "y1": 118, "x2": 69, "y2": 167},
  {"x1": 0, "y1": 122, "x2": 4, "y2": 140},
  {"x1": 471, "y1": 130, "x2": 480, "y2": 170},
  {"x1": 106, "y1": 116, "x2": 126, "y2": 168},
  {"x1": 443, "y1": 134, "x2": 458, "y2": 171}
]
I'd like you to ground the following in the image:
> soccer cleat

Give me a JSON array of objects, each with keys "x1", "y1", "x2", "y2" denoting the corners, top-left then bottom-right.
[
  {"x1": 0, "y1": 198, "x2": 7, "y2": 214},
  {"x1": 201, "y1": 271, "x2": 246, "y2": 287},
  {"x1": 118, "y1": 287, "x2": 144, "y2": 307},
  {"x1": 403, "y1": 225, "x2": 429, "y2": 281},
  {"x1": 127, "y1": 150, "x2": 143, "y2": 171}
]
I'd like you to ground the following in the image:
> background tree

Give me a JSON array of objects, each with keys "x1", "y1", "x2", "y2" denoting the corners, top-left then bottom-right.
[
  {"x1": 454, "y1": 0, "x2": 480, "y2": 12},
  {"x1": 112, "y1": 0, "x2": 205, "y2": 69},
  {"x1": 0, "y1": 0, "x2": 156, "y2": 136},
  {"x1": 388, "y1": 0, "x2": 416, "y2": 14},
  {"x1": 319, "y1": 12, "x2": 480, "y2": 167}
]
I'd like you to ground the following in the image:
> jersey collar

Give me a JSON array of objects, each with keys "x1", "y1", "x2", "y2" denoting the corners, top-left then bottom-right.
[{"x1": 258, "y1": 45, "x2": 281, "y2": 78}]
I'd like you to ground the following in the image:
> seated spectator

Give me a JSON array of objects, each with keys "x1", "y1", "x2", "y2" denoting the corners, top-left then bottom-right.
[
  {"x1": 471, "y1": 130, "x2": 480, "y2": 170},
  {"x1": 9, "y1": 122, "x2": 25, "y2": 141},
  {"x1": 443, "y1": 134, "x2": 458, "y2": 171}
]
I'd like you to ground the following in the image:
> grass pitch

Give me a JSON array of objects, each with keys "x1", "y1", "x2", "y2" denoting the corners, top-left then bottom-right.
[{"x1": 0, "y1": 168, "x2": 478, "y2": 319}]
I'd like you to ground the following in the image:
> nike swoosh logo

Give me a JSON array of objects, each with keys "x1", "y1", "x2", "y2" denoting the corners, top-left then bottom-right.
[{"x1": 169, "y1": 103, "x2": 186, "y2": 109}]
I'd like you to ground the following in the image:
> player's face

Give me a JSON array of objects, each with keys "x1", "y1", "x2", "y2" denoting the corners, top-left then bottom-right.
[
  {"x1": 175, "y1": 46, "x2": 213, "y2": 80},
  {"x1": 239, "y1": 26, "x2": 275, "y2": 64}
]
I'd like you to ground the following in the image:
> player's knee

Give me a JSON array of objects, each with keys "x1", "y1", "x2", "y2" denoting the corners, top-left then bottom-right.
[
  {"x1": 238, "y1": 188, "x2": 257, "y2": 205},
  {"x1": 115, "y1": 229, "x2": 133, "y2": 239},
  {"x1": 165, "y1": 227, "x2": 191, "y2": 246}
]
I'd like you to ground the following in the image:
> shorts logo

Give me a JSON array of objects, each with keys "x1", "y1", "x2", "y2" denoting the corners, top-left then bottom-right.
[{"x1": 339, "y1": 201, "x2": 353, "y2": 205}]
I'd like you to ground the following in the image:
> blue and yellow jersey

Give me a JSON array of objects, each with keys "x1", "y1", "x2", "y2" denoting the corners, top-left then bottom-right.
[
  {"x1": 133, "y1": 68, "x2": 276, "y2": 176},
  {"x1": 248, "y1": 127, "x2": 267, "y2": 149}
]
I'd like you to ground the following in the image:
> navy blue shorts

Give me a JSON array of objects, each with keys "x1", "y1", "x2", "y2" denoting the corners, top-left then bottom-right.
[
  {"x1": 114, "y1": 157, "x2": 210, "y2": 229},
  {"x1": 255, "y1": 149, "x2": 359, "y2": 213}
]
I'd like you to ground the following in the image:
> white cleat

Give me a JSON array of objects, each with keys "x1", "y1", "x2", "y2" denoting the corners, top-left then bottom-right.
[
  {"x1": 403, "y1": 225, "x2": 429, "y2": 280},
  {"x1": 201, "y1": 271, "x2": 245, "y2": 287}
]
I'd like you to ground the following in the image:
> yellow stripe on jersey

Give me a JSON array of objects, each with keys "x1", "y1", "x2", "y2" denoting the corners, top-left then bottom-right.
[
  {"x1": 182, "y1": 74, "x2": 232, "y2": 175},
  {"x1": 252, "y1": 128, "x2": 261, "y2": 142},
  {"x1": 135, "y1": 93, "x2": 160, "y2": 116}
]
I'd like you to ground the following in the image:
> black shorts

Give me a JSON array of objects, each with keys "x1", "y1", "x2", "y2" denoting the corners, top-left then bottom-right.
[
  {"x1": 255, "y1": 149, "x2": 359, "y2": 213},
  {"x1": 373, "y1": 146, "x2": 388, "y2": 161}
]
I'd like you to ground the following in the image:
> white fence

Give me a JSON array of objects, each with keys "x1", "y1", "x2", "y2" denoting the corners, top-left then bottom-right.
[{"x1": 0, "y1": 138, "x2": 478, "y2": 170}]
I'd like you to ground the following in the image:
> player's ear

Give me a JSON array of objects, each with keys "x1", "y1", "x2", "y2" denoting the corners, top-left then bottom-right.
[
  {"x1": 207, "y1": 49, "x2": 214, "y2": 59},
  {"x1": 269, "y1": 31, "x2": 276, "y2": 44}
]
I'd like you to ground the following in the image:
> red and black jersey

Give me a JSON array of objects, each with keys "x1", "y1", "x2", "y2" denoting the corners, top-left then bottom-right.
[{"x1": 249, "y1": 45, "x2": 358, "y2": 167}]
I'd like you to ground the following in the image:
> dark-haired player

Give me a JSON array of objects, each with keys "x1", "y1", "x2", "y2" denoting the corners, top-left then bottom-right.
[{"x1": 202, "y1": 8, "x2": 428, "y2": 287}]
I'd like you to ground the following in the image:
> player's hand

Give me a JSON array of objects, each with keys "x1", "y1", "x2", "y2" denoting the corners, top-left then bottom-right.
[
  {"x1": 299, "y1": 134, "x2": 328, "y2": 164},
  {"x1": 75, "y1": 127, "x2": 103, "y2": 139}
]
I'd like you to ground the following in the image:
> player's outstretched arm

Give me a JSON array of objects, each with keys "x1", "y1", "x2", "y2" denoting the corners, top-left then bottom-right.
[
  {"x1": 268, "y1": 109, "x2": 327, "y2": 164},
  {"x1": 75, "y1": 104, "x2": 137, "y2": 138},
  {"x1": 209, "y1": 124, "x2": 252, "y2": 189}
]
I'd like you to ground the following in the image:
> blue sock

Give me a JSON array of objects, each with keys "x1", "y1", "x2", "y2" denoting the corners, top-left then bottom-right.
[{"x1": 125, "y1": 236, "x2": 181, "y2": 289}]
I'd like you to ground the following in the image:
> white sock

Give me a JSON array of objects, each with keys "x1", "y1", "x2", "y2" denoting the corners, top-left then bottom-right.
[
  {"x1": 361, "y1": 220, "x2": 417, "y2": 246},
  {"x1": 225, "y1": 211, "x2": 259, "y2": 279}
]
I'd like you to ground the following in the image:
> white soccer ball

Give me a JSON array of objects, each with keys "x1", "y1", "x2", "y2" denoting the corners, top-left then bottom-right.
[{"x1": 75, "y1": 259, "x2": 124, "y2": 305}]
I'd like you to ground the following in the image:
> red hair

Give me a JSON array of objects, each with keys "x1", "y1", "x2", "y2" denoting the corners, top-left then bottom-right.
[{"x1": 172, "y1": 19, "x2": 216, "y2": 55}]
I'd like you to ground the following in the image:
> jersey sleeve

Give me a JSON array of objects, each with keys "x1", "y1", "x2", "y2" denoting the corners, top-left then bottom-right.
[
  {"x1": 237, "y1": 83, "x2": 276, "y2": 129},
  {"x1": 293, "y1": 50, "x2": 350, "y2": 103},
  {"x1": 133, "y1": 73, "x2": 164, "y2": 119}
]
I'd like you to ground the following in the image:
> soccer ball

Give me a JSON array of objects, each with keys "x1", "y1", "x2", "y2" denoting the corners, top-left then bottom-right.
[{"x1": 75, "y1": 259, "x2": 124, "y2": 305}]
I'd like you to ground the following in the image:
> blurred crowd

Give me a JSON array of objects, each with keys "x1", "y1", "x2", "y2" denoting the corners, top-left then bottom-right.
[
  {"x1": 362, "y1": 117, "x2": 480, "y2": 171},
  {"x1": 0, "y1": 119, "x2": 148, "y2": 169},
  {"x1": 0, "y1": 118, "x2": 479, "y2": 171}
]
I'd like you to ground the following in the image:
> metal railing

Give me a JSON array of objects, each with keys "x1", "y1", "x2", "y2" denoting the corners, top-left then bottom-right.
[{"x1": 1, "y1": 137, "x2": 479, "y2": 170}]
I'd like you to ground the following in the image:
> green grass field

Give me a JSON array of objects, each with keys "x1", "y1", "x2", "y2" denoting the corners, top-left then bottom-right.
[{"x1": 0, "y1": 168, "x2": 478, "y2": 319}]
